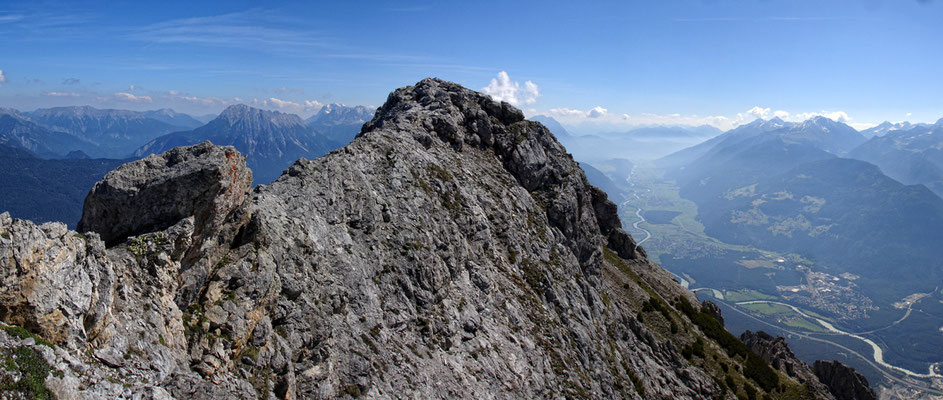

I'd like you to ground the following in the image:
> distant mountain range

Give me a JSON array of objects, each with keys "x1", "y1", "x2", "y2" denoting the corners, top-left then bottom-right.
[
  {"x1": 24, "y1": 106, "x2": 204, "y2": 158},
  {"x1": 0, "y1": 108, "x2": 97, "y2": 157},
  {"x1": 860, "y1": 121, "x2": 921, "y2": 138},
  {"x1": 532, "y1": 115, "x2": 722, "y2": 162},
  {"x1": 849, "y1": 118, "x2": 943, "y2": 198},
  {"x1": 660, "y1": 116, "x2": 943, "y2": 292},
  {"x1": 135, "y1": 104, "x2": 366, "y2": 184},
  {"x1": 305, "y1": 103, "x2": 374, "y2": 145}
]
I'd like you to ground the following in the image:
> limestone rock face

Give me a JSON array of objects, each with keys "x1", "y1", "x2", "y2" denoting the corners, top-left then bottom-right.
[
  {"x1": 0, "y1": 79, "x2": 835, "y2": 399},
  {"x1": 813, "y1": 360, "x2": 877, "y2": 400}
]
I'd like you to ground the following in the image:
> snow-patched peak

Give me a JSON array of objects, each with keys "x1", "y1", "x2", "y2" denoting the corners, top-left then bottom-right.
[
  {"x1": 216, "y1": 104, "x2": 305, "y2": 128},
  {"x1": 306, "y1": 103, "x2": 374, "y2": 126},
  {"x1": 861, "y1": 121, "x2": 917, "y2": 138}
]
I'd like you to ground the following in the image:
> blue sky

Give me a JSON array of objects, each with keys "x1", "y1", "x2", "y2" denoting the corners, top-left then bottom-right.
[{"x1": 0, "y1": 0, "x2": 941, "y2": 130}]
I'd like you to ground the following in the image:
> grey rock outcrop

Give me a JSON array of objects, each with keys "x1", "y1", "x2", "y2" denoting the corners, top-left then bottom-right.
[
  {"x1": 0, "y1": 79, "x2": 807, "y2": 399},
  {"x1": 813, "y1": 360, "x2": 877, "y2": 400},
  {"x1": 702, "y1": 300, "x2": 724, "y2": 327},
  {"x1": 77, "y1": 141, "x2": 252, "y2": 246},
  {"x1": 740, "y1": 330, "x2": 833, "y2": 399}
]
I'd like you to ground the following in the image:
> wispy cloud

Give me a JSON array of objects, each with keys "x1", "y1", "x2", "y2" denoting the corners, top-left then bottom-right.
[
  {"x1": 112, "y1": 92, "x2": 152, "y2": 103},
  {"x1": 0, "y1": 14, "x2": 24, "y2": 24},
  {"x1": 0, "y1": 69, "x2": 6, "y2": 87},
  {"x1": 43, "y1": 91, "x2": 79, "y2": 97},
  {"x1": 0, "y1": 11, "x2": 97, "y2": 37},
  {"x1": 61, "y1": 77, "x2": 80, "y2": 85},
  {"x1": 128, "y1": 10, "x2": 326, "y2": 49}
]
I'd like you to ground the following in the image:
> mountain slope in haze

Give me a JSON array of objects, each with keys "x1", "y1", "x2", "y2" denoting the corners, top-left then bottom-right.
[
  {"x1": 0, "y1": 143, "x2": 125, "y2": 227},
  {"x1": 657, "y1": 118, "x2": 789, "y2": 168},
  {"x1": 557, "y1": 124, "x2": 722, "y2": 162},
  {"x1": 658, "y1": 116, "x2": 865, "y2": 170},
  {"x1": 783, "y1": 116, "x2": 866, "y2": 155},
  {"x1": 606, "y1": 125, "x2": 721, "y2": 140},
  {"x1": 665, "y1": 117, "x2": 943, "y2": 300},
  {"x1": 530, "y1": 114, "x2": 571, "y2": 139},
  {"x1": 305, "y1": 103, "x2": 374, "y2": 145},
  {"x1": 696, "y1": 157, "x2": 943, "y2": 282},
  {"x1": 859, "y1": 121, "x2": 921, "y2": 138},
  {"x1": 0, "y1": 79, "x2": 841, "y2": 399},
  {"x1": 579, "y1": 162, "x2": 626, "y2": 202},
  {"x1": 136, "y1": 104, "x2": 343, "y2": 183},
  {"x1": 27, "y1": 106, "x2": 203, "y2": 158},
  {"x1": 141, "y1": 108, "x2": 205, "y2": 129},
  {"x1": 849, "y1": 119, "x2": 943, "y2": 198},
  {"x1": 0, "y1": 108, "x2": 96, "y2": 157}
]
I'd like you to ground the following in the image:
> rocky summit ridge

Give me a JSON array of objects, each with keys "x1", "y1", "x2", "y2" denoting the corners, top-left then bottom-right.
[{"x1": 0, "y1": 78, "x2": 865, "y2": 399}]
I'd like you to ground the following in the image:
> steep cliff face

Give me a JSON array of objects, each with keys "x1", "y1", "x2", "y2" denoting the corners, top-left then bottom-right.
[
  {"x1": 0, "y1": 79, "x2": 830, "y2": 399},
  {"x1": 740, "y1": 331, "x2": 833, "y2": 399},
  {"x1": 813, "y1": 360, "x2": 877, "y2": 400}
]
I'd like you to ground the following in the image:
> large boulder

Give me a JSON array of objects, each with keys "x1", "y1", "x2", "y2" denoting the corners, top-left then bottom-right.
[{"x1": 77, "y1": 141, "x2": 252, "y2": 246}]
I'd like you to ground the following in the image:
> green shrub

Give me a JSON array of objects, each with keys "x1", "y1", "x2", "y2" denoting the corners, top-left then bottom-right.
[
  {"x1": 0, "y1": 346, "x2": 54, "y2": 399},
  {"x1": 744, "y1": 352, "x2": 778, "y2": 392}
]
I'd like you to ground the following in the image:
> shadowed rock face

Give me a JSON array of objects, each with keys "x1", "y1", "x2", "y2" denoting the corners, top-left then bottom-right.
[
  {"x1": 0, "y1": 79, "x2": 828, "y2": 399},
  {"x1": 740, "y1": 331, "x2": 833, "y2": 399},
  {"x1": 77, "y1": 141, "x2": 252, "y2": 246},
  {"x1": 813, "y1": 360, "x2": 877, "y2": 400}
]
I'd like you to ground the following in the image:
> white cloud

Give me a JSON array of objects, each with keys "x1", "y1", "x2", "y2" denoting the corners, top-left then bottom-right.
[
  {"x1": 735, "y1": 106, "x2": 790, "y2": 123},
  {"x1": 548, "y1": 107, "x2": 588, "y2": 117},
  {"x1": 43, "y1": 91, "x2": 79, "y2": 97},
  {"x1": 732, "y1": 106, "x2": 855, "y2": 125},
  {"x1": 747, "y1": 106, "x2": 770, "y2": 119},
  {"x1": 180, "y1": 95, "x2": 228, "y2": 106},
  {"x1": 850, "y1": 122, "x2": 877, "y2": 131},
  {"x1": 482, "y1": 71, "x2": 539, "y2": 106},
  {"x1": 587, "y1": 106, "x2": 608, "y2": 118},
  {"x1": 113, "y1": 92, "x2": 152, "y2": 103},
  {"x1": 0, "y1": 69, "x2": 6, "y2": 86},
  {"x1": 128, "y1": 84, "x2": 136, "y2": 91},
  {"x1": 906, "y1": 112, "x2": 913, "y2": 117},
  {"x1": 548, "y1": 106, "x2": 610, "y2": 119},
  {"x1": 793, "y1": 110, "x2": 849, "y2": 123},
  {"x1": 256, "y1": 97, "x2": 323, "y2": 115}
]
